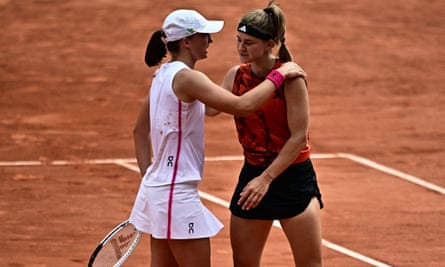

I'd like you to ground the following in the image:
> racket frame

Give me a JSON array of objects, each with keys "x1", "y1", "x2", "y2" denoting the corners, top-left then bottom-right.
[{"x1": 88, "y1": 220, "x2": 141, "y2": 267}]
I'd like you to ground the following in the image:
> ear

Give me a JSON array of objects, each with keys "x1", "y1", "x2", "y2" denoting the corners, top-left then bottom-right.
[
  {"x1": 182, "y1": 38, "x2": 192, "y2": 48},
  {"x1": 267, "y1": 39, "x2": 276, "y2": 49}
]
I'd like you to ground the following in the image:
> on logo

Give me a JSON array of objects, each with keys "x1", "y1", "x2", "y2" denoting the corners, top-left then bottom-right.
[
  {"x1": 188, "y1": 222, "x2": 194, "y2": 234},
  {"x1": 167, "y1": 156, "x2": 174, "y2": 167}
]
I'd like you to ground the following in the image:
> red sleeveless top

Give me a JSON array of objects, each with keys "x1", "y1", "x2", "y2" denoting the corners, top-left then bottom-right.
[{"x1": 232, "y1": 62, "x2": 310, "y2": 167}]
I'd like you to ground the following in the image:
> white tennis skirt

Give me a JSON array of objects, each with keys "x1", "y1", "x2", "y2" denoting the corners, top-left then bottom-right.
[{"x1": 129, "y1": 181, "x2": 223, "y2": 239}]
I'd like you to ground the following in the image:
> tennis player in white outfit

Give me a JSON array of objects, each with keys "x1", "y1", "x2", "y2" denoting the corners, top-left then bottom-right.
[{"x1": 129, "y1": 9, "x2": 306, "y2": 267}]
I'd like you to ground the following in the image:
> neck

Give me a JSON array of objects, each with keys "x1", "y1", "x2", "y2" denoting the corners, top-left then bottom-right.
[
  {"x1": 171, "y1": 54, "x2": 196, "y2": 69},
  {"x1": 250, "y1": 56, "x2": 277, "y2": 78}
]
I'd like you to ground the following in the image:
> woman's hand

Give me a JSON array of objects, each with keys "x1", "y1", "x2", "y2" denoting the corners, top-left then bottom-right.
[
  {"x1": 276, "y1": 62, "x2": 307, "y2": 79},
  {"x1": 237, "y1": 173, "x2": 273, "y2": 210}
]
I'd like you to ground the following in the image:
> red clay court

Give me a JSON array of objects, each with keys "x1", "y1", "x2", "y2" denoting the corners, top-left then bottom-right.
[{"x1": 1, "y1": 0, "x2": 444, "y2": 266}]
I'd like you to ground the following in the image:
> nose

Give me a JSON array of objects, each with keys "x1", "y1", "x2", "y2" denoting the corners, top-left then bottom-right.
[{"x1": 238, "y1": 41, "x2": 246, "y2": 52}]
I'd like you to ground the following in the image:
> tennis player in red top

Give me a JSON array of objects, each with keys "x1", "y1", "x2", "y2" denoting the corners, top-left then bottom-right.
[{"x1": 209, "y1": 1, "x2": 324, "y2": 266}]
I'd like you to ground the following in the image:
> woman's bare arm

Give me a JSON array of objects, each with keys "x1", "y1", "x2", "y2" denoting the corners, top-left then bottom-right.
[
  {"x1": 175, "y1": 62, "x2": 303, "y2": 116},
  {"x1": 205, "y1": 65, "x2": 238, "y2": 116},
  {"x1": 133, "y1": 96, "x2": 152, "y2": 176}
]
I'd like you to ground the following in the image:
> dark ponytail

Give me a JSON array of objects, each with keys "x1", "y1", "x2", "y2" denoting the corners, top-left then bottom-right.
[{"x1": 144, "y1": 30, "x2": 167, "y2": 67}]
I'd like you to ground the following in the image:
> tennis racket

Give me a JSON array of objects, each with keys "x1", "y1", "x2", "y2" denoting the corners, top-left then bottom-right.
[{"x1": 88, "y1": 220, "x2": 141, "y2": 267}]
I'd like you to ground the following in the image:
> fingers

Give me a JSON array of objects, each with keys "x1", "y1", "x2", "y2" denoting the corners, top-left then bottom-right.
[
  {"x1": 237, "y1": 185, "x2": 268, "y2": 210},
  {"x1": 283, "y1": 62, "x2": 307, "y2": 78},
  {"x1": 238, "y1": 191, "x2": 262, "y2": 210},
  {"x1": 298, "y1": 69, "x2": 307, "y2": 78},
  {"x1": 294, "y1": 64, "x2": 307, "y2": 78}
]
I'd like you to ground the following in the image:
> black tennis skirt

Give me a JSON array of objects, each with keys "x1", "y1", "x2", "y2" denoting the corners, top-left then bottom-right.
[{"x1": 230, "y1": 158, "x2": 323, "y2": 220}]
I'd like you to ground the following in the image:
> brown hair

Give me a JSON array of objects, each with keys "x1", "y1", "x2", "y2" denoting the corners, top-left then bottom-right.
[{"x1": 239, "y1": 1, "x2": 293, "y2": 62}]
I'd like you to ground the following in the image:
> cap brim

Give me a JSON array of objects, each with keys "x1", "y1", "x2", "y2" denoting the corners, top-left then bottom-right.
[{"x1": 199, "y1": 20, "x2": 224, "y2": 34}]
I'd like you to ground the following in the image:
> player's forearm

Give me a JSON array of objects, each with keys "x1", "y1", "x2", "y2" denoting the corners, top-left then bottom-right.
[
  {"x1": 234, "y1": 80, "x2": 276, "y2": 116},
  {"x1": 261, "y1": 134, "x2": 307, "y2": 181},
  {"x1": 133, "y1": 133, "x2": 151, "y2": 176}
]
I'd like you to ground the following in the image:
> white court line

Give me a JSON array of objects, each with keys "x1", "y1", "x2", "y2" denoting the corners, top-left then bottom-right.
[
  {"x1": 0, "y1": 160, "x2": 42, "y2": 166},
  {"x1": 1, "y1": 153, "x2": 443, "y2": 194},
  {"x1": 337, "y1": 153, "x2": 445, "y2": 195},
  {"x1": 1, "y1": 153, "x2": 443, "y2": 195}
]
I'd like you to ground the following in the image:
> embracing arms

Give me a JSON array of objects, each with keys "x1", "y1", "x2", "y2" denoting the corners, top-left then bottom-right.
[{"x1": 174, "y1": 62, "x2": 305, "y2": 116}]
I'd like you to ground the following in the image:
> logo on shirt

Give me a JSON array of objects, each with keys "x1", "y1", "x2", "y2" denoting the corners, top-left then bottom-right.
[
  {"x1": 188, "y1": 222, "x2": 195, "y2": 234},
  {"x1": 167, "y1": 155, "x2": 174, "y2": 167}
]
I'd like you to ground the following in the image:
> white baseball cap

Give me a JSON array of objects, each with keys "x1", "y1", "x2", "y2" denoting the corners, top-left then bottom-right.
[{"x1": 162, "y1": 9, "x2": 224, "y2": 42}]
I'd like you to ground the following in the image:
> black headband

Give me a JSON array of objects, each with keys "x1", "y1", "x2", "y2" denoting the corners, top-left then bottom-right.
[{"x1": 237, "y1": 23, "x2": 273, "y2": 40}]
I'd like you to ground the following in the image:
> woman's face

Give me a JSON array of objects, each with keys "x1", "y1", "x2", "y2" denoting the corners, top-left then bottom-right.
[
  {"x1": 236, "y1": 32, "x2": 272, "y2": 63},
  {"x1": 187, "y1": 33, "x2": 213, "y2": 61}
]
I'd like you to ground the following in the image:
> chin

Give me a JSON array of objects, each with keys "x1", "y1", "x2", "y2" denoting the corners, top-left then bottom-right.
[{"x1": 239, "y1": 57, "x2": 251, "y2": 64}]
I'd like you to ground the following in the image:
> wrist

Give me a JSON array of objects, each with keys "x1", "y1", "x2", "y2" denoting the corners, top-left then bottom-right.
[
  {"x1": 262, "y1": 170, "x2": 274, "y2": 184},
  {"x1": 265, "y1": 69, "x2": 285, "y2": 89}
]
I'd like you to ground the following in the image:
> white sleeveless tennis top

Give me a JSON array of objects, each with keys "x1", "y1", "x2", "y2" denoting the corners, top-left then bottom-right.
[
  {"x1": 130, "y1": 61, "x2": 223, "y2": 239},
  {"x1": 143, "y1": 61, "x2": 205, "y2": 186}
]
